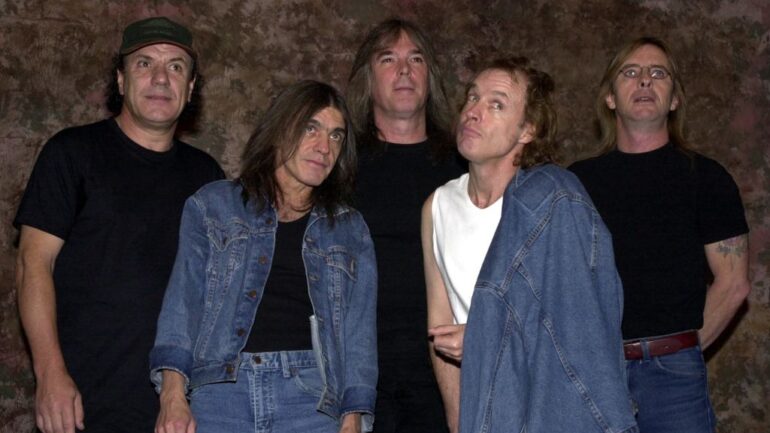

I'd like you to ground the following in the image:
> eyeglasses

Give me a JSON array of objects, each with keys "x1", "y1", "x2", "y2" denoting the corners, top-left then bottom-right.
[{"x1": 618, "y1": 65, "x2": 671, "y2": 80}]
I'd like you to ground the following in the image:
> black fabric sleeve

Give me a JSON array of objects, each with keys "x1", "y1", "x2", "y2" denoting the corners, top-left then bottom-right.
[
  {"x1": 13, "y1": 131, "x2": 85, "y2": 240},
  {"x1": 697, "y1": 157, "x2": 749, "y2": 245}
]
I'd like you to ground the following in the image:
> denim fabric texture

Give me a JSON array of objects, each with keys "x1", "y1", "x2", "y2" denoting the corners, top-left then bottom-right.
[
  {"x1": 627, "y1": 344, "x2": 716, "y2": 433},
  {"x1": 149, "y1": 180, "x2": 378, "y2": 430},
  {"x1": 459, "y1": 165, "x2": 638, "y2": 433},
  {"x1": 191, "y1": 351, "x2": 339, "y2": 433}
]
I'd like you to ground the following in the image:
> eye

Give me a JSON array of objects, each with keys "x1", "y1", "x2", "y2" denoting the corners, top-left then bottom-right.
[
  {"x1": 329, "y1": 131, "x2": 345, "y2": 143},
  {"x1": 137, "y1": 60, "x2": 150, "y2": 68},
  {"x1": 379, "y1": 56, "x2": 394, "y2": 64},
  {"x1": 169, "y1": 63, "x2": 184, "y2": 72},
  {"x1": 491, "y1": 101, "x2": 503, "y2": 111},
  {"x1": 650, "y1": 67, "x2": 669, "y2": 79},
  {"x1": 305, "y1": 124, "x2": 318, "y2": 135},
  {"x1": 621, "y1": 67, "x2": 639, "y2": 78},
  {"x1": 466, "y1": 93, "x2": 479, "y2": 103},
  {"x1": 410, "y1": 55, "x2": 424, "y2": 64}
]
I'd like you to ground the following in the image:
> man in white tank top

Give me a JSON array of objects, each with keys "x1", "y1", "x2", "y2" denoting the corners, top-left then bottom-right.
[{"x1": 421, "y1": 57, "x2": 560, "y2": 432}]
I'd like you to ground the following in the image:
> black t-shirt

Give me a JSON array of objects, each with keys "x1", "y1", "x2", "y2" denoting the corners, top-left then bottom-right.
[
  {"x1": 570, "y1": 143, "x2": 748, "y2": 339},
  {"x1": 14, "y1": 119, "x2": 224, "y2": 432},
  {"x1": 245, "y1": 212, "x2": 313, "y2": 352},
  {"x1": 354, "y1": 139, "x2": 465, "y2": 364}
]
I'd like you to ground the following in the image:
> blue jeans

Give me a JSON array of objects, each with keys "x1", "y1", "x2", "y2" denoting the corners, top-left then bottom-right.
[
  {"x1": 190, "y1": 351, "x2": 338, "y2": 433},
  {"x1": 626, "y1": 345, "x2": 716, "y2": 433}
]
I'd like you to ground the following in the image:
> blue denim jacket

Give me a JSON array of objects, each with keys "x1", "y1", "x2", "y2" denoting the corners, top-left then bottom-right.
[
  {"x1": 150, "y1": 180, "x2": 378, "y2": 429},
  {"x1": 459, "y1": 165, "x2": 638, "y2": 433}
]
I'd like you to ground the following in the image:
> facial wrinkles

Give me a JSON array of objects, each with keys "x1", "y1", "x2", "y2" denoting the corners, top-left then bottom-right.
[
  {"x1": 120, "y1": 44, "x2": 194, "y2": 128},
  {"x1": 458, "y1": 69, "x2": 528, "y2": 163},
  {"x1": 370, "y1": 32, "x2": 428, "y2": 117},
  {"x1": 612, "y1": 45, "x2": 675, "y2": 115}
]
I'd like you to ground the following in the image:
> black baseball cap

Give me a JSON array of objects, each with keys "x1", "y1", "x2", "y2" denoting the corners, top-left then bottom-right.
[{"x1": 119, "y1": 16, "x2": 195, "y2": 57}]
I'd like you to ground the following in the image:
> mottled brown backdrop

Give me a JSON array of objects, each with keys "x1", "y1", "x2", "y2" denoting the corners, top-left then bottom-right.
[{"x1": 1, "y1": 0, "x2": 768, "y2": 431}]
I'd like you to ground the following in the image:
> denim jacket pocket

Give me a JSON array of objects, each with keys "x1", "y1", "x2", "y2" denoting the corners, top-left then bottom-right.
[
  {"x1": 197, "y1": 218, "x2": 250, "y2": 356},
  {"x1": 325, "y1": 247, "x2": 357, "y2": 281}
]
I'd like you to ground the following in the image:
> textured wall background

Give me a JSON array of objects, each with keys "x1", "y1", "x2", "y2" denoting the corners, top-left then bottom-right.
[{"x1": 1, "y1": 0, "x2": 767, "y2": 431}]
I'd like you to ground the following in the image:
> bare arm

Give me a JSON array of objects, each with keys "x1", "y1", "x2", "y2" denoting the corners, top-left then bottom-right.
[
  {"x1": 16, "y1": 225, "x2": 84, "y2": 433},
  {"x1": 155, "y1": 370, "x2": 195, "y2": 433},
  {"x1": 421, "y1": 193, "x2": 461, "y2": 433},
  {"x1": 700, "y1": 234, "x2": 750, "y2": 350}
]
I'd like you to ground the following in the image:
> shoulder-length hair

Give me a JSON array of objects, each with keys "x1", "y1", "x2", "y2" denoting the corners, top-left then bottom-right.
[
  {"x1": 347, "y1": 18, "x2": 454, "y2": 158},
  {"x1": 239, "y1": 80, "x2": 357, "y2": 219},
  {"x1": 595, "y1": 36, "x2": 689, "y2": 154},
  {"x1": 468, "y1": 57, "x2": 559, "y2": 168}
]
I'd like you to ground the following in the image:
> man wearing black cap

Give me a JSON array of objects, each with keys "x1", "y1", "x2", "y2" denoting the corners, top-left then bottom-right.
[{"x1": 14, "y1": 17, "x2": 223, "y2": 433}]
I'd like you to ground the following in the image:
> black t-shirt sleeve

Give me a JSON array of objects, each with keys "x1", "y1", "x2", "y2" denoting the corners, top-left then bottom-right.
[
  {"x1": 697, "y1": 158, "x2": 749, "y2": 244},
  {"x1": 13, "y1": 131, "x2": 86, "y2": 240}
]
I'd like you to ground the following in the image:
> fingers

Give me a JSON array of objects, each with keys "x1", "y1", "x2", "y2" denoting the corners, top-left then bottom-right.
[
  {"x1": 74, "y1": 393, "x2": 85, "y2": 430},
  {"x1": 428, "y1": 324, "x2": 461, "y2": 336},
  {"x1": 36, "y1": 394, "x2": 80, "y2": 433},
  {"x1": 430, "y1": 324, "x2": 466, "y2": 361}
]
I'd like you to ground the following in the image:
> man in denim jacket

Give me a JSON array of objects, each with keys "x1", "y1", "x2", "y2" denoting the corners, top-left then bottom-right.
[
  {"x1": 452, "y1": 58, "x2": 638, "y2": 433},
  {"x1": 150, "y1": 81, "x2": 377, "y2": 433}
]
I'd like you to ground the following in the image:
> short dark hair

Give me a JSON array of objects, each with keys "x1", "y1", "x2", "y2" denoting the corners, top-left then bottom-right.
[
  {"x1": 467, "y1": 57, "x2": 559, "y2": 168},
  {"x1": 596, "y1": 36, "x2": 688, "y2": 154},
  {"x1": 347, "y1": 18, "x2": 454, "y2": 157},
  {"x1": 106, "y1": 51, "x2": 202, "y2": 129},
  {"x1": 239, "y1": 80, "x2": 357, "y2": 219}
]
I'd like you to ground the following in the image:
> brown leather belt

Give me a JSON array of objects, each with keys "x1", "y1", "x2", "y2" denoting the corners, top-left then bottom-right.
[{"x1": 623, "y1": 330, "x2": 699, "y2": 360}]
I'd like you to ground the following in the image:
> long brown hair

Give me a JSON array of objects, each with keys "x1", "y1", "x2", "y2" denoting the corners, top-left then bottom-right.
[
  {"x1": 239, "y1": 80, "x2": 357, "y2": 219},
  {"x1": 347, "y1": 18, "x2": 454, "y2": 158},
  {"x1": 596, "y1": 36, "x2": 689, "y2": 154}
]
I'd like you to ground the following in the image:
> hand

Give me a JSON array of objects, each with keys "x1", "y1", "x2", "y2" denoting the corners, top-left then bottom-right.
[
  {"x1": 155, "y1": 392, "x2": 196, "y2": 433},
  {"x1": 155, "y1": 392, "x2": 195, "y2": 433},
  {"x1": 338, "y1": 413, "x2": 361, "y2": 433},
  {"x1": 429, "y1": 324, "x2": 466, "y2": 362},
  {"x1": 35, "y1": 367, "x2": 84, "y2": 433}
]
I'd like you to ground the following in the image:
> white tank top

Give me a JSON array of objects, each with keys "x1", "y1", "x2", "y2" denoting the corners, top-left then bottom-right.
[{"x1": 432, "y1": 173, "x2": 503, "y2": 324}]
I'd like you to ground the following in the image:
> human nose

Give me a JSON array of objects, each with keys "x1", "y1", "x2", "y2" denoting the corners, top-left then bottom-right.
[
  {"x1": 398, "y1": 58, "x2": 410, "y2": 76},
  {"x1": 315, "y1": 135, "x2": 330, "y2": 154},
  {"x1": 151, "y1": 65, "x2": 169, "y2": 86},
  {"x1": 638, "y1": 67, "x2": 653, "y2": 87},
  {"x1": 463, "y1": 102, "x2": 480, "y2": 122}
]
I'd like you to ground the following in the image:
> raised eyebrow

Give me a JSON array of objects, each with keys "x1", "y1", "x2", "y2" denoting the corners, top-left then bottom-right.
[
  {"x1": 490, "y1": 90, "x2": 511, "y2": 100},
  {"x1": 169, "y1": 56, "x2": 191, "y2": 65}
]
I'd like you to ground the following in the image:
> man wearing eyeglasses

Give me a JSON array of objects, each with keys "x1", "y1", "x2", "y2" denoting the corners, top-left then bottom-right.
[{"x1": 570, "y1": 37, "x2": 750, "y2": 432}]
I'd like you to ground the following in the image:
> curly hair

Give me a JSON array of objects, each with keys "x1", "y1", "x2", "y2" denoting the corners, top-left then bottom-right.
[{"x1": 466, "y1": 57, "x2": 559, "y2": 168}]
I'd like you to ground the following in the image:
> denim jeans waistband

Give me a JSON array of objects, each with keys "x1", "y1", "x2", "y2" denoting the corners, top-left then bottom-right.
[{"x1": 239, "y1": 350, "x2": 317, "y2": 376}]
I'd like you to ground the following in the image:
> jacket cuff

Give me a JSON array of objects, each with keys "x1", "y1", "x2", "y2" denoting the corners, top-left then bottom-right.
[
  {"x1": 340, "y1": 385, "x2": 377, "y2": 431},
  {"x1": 149, "y1": 345, "x2": 194, "y2": 394}
]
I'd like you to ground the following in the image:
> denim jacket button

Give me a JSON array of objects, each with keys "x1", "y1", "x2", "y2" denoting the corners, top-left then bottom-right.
[
  {"x1": 265, "y1": 218, "x2": 274, "y2": 225},
  {"x1": 237, "y1": 328, "x2": 246, "y2": 337},
  {"x1": 247, "y1": 290, "x2": 257, "y2": 299},
  {"x1": 253, "y1": 355, "x2": 262, "y2": 364},
  {"x1": 225, "y1": 364, "x2": 234, "y2": 374},
  {"x1": 258, "y1": 255, "x2": 268, "y2": 265}
]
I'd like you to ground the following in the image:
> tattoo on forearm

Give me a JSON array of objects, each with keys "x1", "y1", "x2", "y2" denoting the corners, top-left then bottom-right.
[{"x1": 716, "y1": 236, "x2": 747, "y2": 258}]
